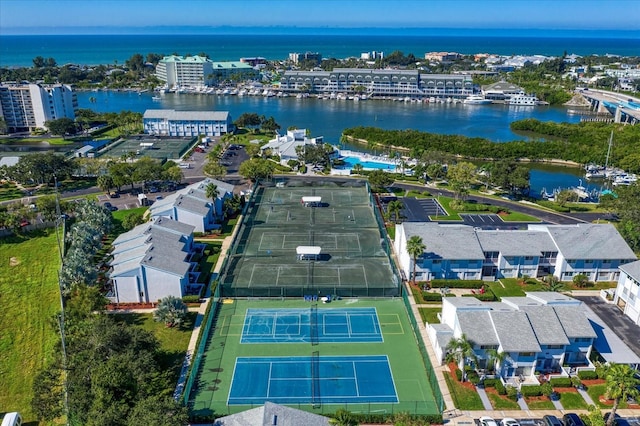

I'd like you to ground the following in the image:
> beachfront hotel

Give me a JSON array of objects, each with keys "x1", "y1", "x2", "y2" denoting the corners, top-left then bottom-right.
[
  {"x1": 0, "y1": 83, "x2": 77, "y2": 132},
  {"x1": 279, "y1": 68, "x2": 474, "y2": 98}
]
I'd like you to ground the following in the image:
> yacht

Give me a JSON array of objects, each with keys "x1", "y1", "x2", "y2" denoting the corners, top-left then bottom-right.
[
  {"x1": 463, "y1": 95, "x2": 492, "y2": 105},
  {"x1": 505, "y1": 94, "x2": 539, "y2": 106}
]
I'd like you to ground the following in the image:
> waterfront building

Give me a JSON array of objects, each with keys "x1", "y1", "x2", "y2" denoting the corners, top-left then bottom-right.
[
  {"x1": 209, "y1": 61, "x2": 259, "y2": 84},
  {"x1": 394, "y1": 222, "x2": 636, "y2": 282},
  {"x1": 280, "y1": 68, "x2": 473, "y2": 99},
  {"x1": 155, "y1": 55, "x2": 214, "y2": 88},
  {"x1": 143, "y1": 109, "x2": 233, "y2": 137},
  {"x1": 424, "y1": 52, "x2": 462, "y2": 62},
  {"x1": 0, "y1": 83, "x2": 77, "y2": 132},
  {"x1": 288, "y1": 51, "x2": 322, "y2": 65},
  {"x1": 260, "y1": 128, "x2": 325, "y2": 165}
]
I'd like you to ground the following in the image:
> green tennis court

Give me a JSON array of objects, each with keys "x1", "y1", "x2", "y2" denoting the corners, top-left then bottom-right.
[{"x1": 187, "y1": 298, "x2": 439, "y2": 418}]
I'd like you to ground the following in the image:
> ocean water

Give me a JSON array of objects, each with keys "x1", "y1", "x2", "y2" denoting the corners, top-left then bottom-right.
[{"x1": 1, "y1": 30, "x2": 639, "y2": 67}]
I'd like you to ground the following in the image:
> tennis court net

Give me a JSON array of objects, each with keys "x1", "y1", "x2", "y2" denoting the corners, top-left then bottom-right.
[
  {"x1": 311, "y1": 350, "x2": 321, "y2": 408},
  {"x1": 310, "y1": 304, "x2": 319, "y2": 346}
]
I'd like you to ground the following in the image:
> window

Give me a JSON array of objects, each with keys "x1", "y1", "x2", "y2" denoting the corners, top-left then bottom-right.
[
  {"x1": 480, "y1": 345, "x2": 498, "y2": 350},
  {"x1": 546, "y1": 345, "x2": 563, "y2": 349},
  {"x1": 519, "y1": 352, "x2": 535, "y2": 357}
]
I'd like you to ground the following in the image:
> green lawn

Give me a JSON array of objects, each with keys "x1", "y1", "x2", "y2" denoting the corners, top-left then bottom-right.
[
  {"x1": 444, "y1": 373, "x2": 485, "y2": 410},
  {"x1": 500, "y1": 211, "x2": 542, "y2": 222},
  {"x1": 586, "y1": 383, "x2": 629, "y2": 409},
  {"x1": 527, "y1": 399, "x2": 556, "y2": 409},
  {"x1": 0, "y1": 230, "x2": 62, "y2": 421},
  {"x1": 418, "y1": 307, "x2": 441, "y2": 324},
  {"x1": 427, "y1": 195, "x2": 541, "y2": 222},
  {"x1": 559, "y1": 391, "x2": 589, "y2": 410},
  {"x1": 113, "y1": 312, "x2": 196, "y2": 383},
  {"x1": 488, "y1": 392, "x2": 520, "y2": 410}
]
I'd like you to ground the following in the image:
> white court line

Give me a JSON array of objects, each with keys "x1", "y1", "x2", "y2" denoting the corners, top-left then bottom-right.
[
  {"x1": 258, "y1": 232, "x2": 265, "y2": 251},
  {"x1": 275, "y1": 267, "x2": 281, "y2": 286},
  {"x1": 352, "y1": 361, "x2": 360, "y2": 396},
  {"x1": 356, "y1": 234, "x2": 362, "y2": 251},
  {"x1": 266, "y1": 362, "x2": 273, "y2": 397}
]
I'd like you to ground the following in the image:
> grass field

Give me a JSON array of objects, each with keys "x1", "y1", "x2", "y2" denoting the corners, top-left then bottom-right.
[
  {"x1": 559, "y1": 391, "x2": 589, "y2": 410},
  {"x1": 487, "y1": 392, "x2": 520, "y2": 410},
  {"x1": 189, "y1": 298, "x2": 439, "y2": 418},
  {"x1": 418, "y1": 307, "x2": 441, "y2": 324},
  {"x1": 0, "y1": 230, "x2": 62, "y2": 421},
  {"x1": 527, "y1": 399, "x2": 556, "y2": 409},
  {"x1": 444, "y1": 374, "x2": 484, "y2": 410}
]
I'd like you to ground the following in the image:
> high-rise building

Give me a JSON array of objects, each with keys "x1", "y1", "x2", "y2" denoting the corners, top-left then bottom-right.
[{"x1": 0, "y1": 83, "x2": 77, "y2": 133}]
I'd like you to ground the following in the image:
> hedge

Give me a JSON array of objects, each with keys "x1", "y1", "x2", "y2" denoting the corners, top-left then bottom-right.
[
  {"x1": 520, "y1": 385, "x2": 543, "y2": 397},
  {"x1": 455, "y1": 368, "x2": 463, "y2": 381},
  {"x1": 577, "y1": 370, "x2": 599, "y2": 380},
  {"x1": 422, "y1": 292, "x2": 443, "y2": 302},
  {"x1": 549, "y1": 377, "x2": 573, "y2": 387},
  {"x1": 462, "y1": 292, "x2": 497, "y2": 301},
  {"x1": 430, "y1": 279, "x2": 485, "y2": 289},
  {"x1": 182, "y1": 295, "x2": 201, "y2": 303},
  {"x1": 495, "y1": 380, "x2": 507, "y2": 395},
  {"x1": 483, "y1": 378, "x2": 497, "y2": 388}
]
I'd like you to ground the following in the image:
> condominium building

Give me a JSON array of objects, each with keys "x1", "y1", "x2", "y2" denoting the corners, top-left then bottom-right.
[
  {"x1": 0, "y1": 83, "x2": 77, "y2": 132},
  {"x1": 156, "y1": 55, "x2": 214, "y2": 88},
  {"x1": 613, "y1": 260, "x2": 640, "y2": 326},
  {"x1": 155, "y1": 55, "x2": 257, "y2": 88},
  {"x1": 143, "y1": 109, "x2": 233, "y2": 137},
  {"x1": 280, "y1": 68, "x2": 473, "y2": 98},
  {"x1": 394, "y1": 222, "x2": 636, "y2": 282}
]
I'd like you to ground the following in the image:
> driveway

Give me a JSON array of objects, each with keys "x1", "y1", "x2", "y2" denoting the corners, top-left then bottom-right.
[{"x1": 574, "y1": 295, "x2": 640, "y2": 359}]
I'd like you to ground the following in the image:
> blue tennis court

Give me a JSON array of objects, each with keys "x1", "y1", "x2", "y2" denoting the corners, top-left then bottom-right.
[
  {"x1": 227, "y1": 355, "x2": 398, "y2": 405},
  {"x1": 240, "y1": 307, "x2": 382, "y2": 343}
]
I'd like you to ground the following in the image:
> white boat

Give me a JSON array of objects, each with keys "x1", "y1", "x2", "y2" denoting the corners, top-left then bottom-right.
[
  {"x1": 613, "y1": 174, "x2": 638, "y2": 186},
  {"x1": 463, "y1": 95, "x2": 492, "y2": 105},
  {"x1": 151, "y1": 96, "x2": 161, "y2": 101},
  {"x1": 505, "y1": 93, "x2": 538, "y2": 106}
]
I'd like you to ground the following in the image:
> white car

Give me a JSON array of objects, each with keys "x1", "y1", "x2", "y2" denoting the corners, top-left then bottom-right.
[
  {"x1": 480, "y1": 417, "x2": 499, "y2": 426},
  {"x1": 501, "y1": 418, "x2": 520, "y2": 426}
]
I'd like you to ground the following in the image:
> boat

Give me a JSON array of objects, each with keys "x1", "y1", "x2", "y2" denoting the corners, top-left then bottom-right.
[
  {"x1": 463, "y1": 95, "x2": 492, "y2": 105},
  {"x1": 151, "y1": 96, "x2": 161, "y2": 101},
  {"x1": 505, "y1": 93, "x2": 538, "y2": 106},
  {"x1": 612, "y1": 174, "x2": 638, "y2": 186}
]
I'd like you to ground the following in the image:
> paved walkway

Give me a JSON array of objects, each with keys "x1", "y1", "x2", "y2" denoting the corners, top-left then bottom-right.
[
  {"x1": 172, "y1": 232, "x2": 237, "y2": 401},
  {"x1": 476, "y1": 387, "x2": 494, "y2": 410}
]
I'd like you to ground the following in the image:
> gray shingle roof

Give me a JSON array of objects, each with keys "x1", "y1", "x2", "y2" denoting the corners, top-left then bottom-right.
[
  {"x1": 143, "y1": 109, "x2": 230, "y2": 121},
  {"x1": 490, "y1": 311, "x2": 542, "y2": 352},
  {"x1": 554, "y1": 305, "x2": 597, "y2": 338},
  {"x1": 620, "y1": 260, "x2": 640, "y2": 282},
  {"x1": 401, "y1": 223, "x2": 484, "y2": 260},
  {"x1": 476, "y1": 230, "x2": 556, "y2": 256},
  {"x1": 546, "y1": 224, "x2": 637, "y2": 260},
  {"x1": 214, "y1": 401, "x2": 330, "y2": 426},
  {"x1": 153, "y1": 216, "x2": 195, "y2": 235},
  {"x1": 457, "y1": 311, "x2": 500, "y2": 346},
  {"x1": 518, "y1": 305, "x2": 570, "y2": 345},
  {"x1": 174, "y1": 194, "x2": 210, "y2": 215}
]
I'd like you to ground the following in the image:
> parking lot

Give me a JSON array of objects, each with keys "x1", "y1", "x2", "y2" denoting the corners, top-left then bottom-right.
[{"x1": 401, "y1": 197, "x2": 446, "y2": 221}]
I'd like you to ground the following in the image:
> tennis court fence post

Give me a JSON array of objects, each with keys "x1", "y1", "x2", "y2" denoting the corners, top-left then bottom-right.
[
  {"x1": 310, "y1": 303, "x2": 319, "y2": 346},
  {"x1": 311, "y1": 350, "x2": 321, "y2": 408}
]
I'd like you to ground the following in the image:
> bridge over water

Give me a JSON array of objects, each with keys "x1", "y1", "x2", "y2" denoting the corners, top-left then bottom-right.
[{"x1": 578, "y1": 88, "x2": 640, "y2": 124}]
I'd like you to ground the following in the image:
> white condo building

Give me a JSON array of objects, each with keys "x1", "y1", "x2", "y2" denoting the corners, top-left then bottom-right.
[
  {"x1": 0, "y1": 83, "x2": 77, "y2": 132},
  {"x1": 143, "y1": 109, "x2": 233, "y2": 137},
  {"x1": 613, "y1": 260, "x2": 640, "y2": 326},
  {"x1": 156, "y1": 55, "x2": 215, "y2": 88}
]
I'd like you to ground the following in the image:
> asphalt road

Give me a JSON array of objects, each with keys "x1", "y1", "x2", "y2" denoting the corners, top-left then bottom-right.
[
  {"x1": 391, "y1": 182, "x2": 590, "y2": 225},
  {"x1": 574, "y1": 296, "x2": 640, "y2": 358}
]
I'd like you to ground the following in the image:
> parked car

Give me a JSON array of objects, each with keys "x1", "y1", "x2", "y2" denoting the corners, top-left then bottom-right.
[
  {"x1": 501, "y1": 418, "x2": 520, "y2": 426},
  {"x1": 103, "y1": 202, "x2": 117, "y2": 212},
  {"x1": 1, "y1": 411, "x2": 23, "y2": 426},
  {"x1": 543, "y1": 415, "x2": 564, "y2": 426},
  {"x1": 563, "y1": 413, "x2": 586, "y2": 426},
  {"x1": 480, "y1": 417, "x2": 499, "y2": 426}
]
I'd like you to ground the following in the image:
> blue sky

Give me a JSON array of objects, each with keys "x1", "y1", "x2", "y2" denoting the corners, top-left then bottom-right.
[{"x1": 1, "y1": 0, "x2": 639, "y2": 33}]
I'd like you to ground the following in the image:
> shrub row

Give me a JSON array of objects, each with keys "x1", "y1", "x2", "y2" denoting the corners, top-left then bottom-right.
[
  {"x1": 520, "y1": 385, "x2": 543, "y2": 397},
  {"x1": 422, "y1": 292, "x2": 443, "y2": 302},
  {"x1": 549, "y1": 377, "x2": 573, "y2": 387},
  {"x1": 182, "y1": 295, "x2": 201, "y2": 303},
  {"x1": 496, "y1": 380, "x2": 507, "y2": 395},
  {"x1": 577, "y1": 370, "x2": 599, "y2": 380},
  {"x1": 462, "y1": 292, "x2": 497, "y2": 301},
  {"x1": 430, "y1": 279, "x2": 485, "y2": 289},
  {"x1": 455, "y1": 368, "x2": 463, "y2": 381}
]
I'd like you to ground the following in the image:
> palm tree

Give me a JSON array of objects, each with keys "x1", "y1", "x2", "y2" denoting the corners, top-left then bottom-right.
[
  {"x1": 352, "y1": 163, "x2": 364, "y2": 175},
  {"x1": 543, "y1": 274, "x2": 564, "y2": 292},
  {"x1": 604, "y1": 363, "x2": 640, "y2": 426},
  {"x1": 406, "y1": 235, "x2": 426, "y2": 284},
  {"x1": 485, "y1": 348, "x2": 508, "y2": 376},
  {"x1": 205, "y1": 182, "x2": 221, "y2": 219},
  {"x1": 329, "y1": 409, "x2": 357, "y2": 426},
  {"x1": 446, "y1": 334, "x2": 478, "y2": 379},
  {"x1": 153, "y1": 296, "x2": 188, "y2": 328},
  {"x1": 386, "y1": 200, "x2": 403, "y2": 223}
]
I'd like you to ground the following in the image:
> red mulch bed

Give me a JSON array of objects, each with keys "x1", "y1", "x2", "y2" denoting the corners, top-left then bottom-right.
[
  {"x1": 554, "y1": 387, "x2": 578, "y2": 393},
  {"x1": 582, "y1": 379, "x2": 606, "y2": 385},
  {"x1": 526, "y1": 395, "x2": 551, "y2": 403},
  {"x1": 107, "y1": 302, "x2": 156, "y2": 310},
  {"x1": 447, "y1": 362, "x2": 477, "y2": 391}
]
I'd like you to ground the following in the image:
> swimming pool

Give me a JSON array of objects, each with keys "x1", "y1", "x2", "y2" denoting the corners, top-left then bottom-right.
[{"x1": 340, "y1": 156, "x2": 397, "y2": 171}]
